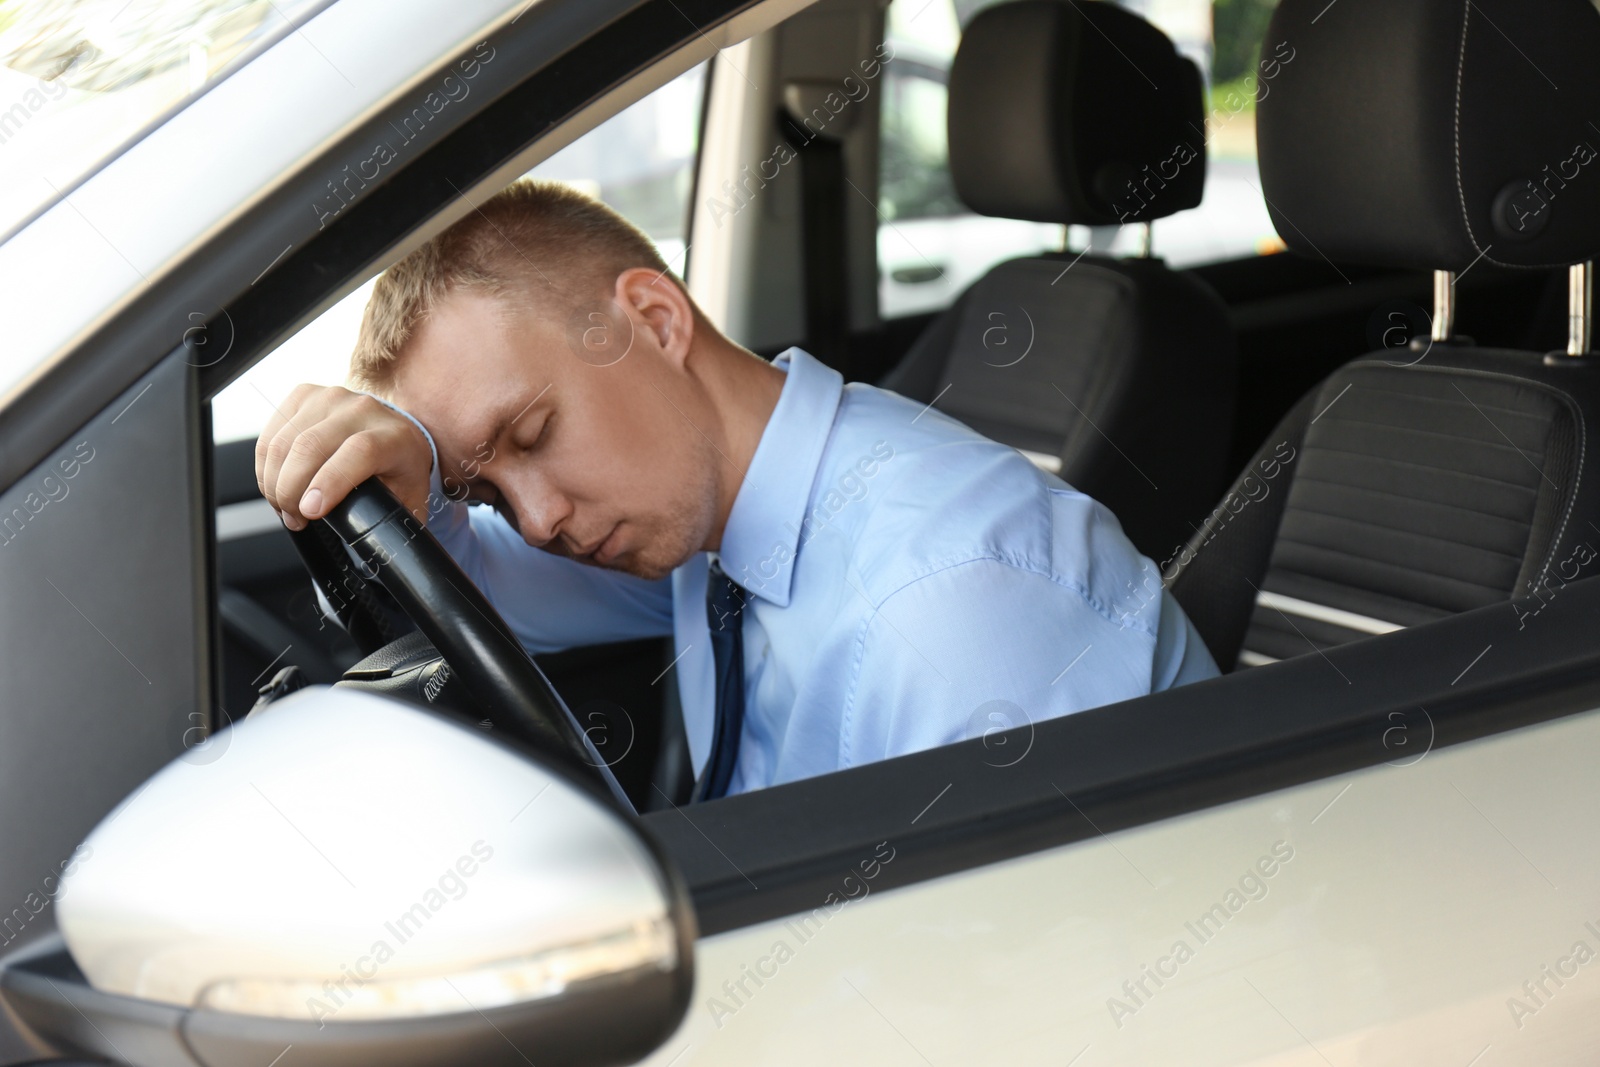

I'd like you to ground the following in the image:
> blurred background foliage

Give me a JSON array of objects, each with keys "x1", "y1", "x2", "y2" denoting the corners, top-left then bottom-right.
[
  {"x1": 1211, "y1": 0, "x2": 1277, "y2": 84},
  {"x1": 1208, "y1": 0, "x2": 1277, "y2": 115},
  {"x1": 0, "y1": 0, "x2": 281, "y2": 91}
]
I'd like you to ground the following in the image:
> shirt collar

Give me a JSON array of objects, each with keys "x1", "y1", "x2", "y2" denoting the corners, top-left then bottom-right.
[{"x1": 716, "y1": 348, "x2": 844, "y2": 607}]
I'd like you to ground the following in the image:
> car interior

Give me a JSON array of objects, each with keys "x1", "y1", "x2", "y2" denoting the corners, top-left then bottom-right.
[
  {"x1": 16, "y1": 1, "x2": 1600, "y2": 1059},
  {"x1": 1171, "y1": 0, "x2": 1600, "y2": 672},
  {"x1": 879, "y1": 0, "x2": 1238, "y2": 562},
  {"x1": 206, "y1": 0, "x2": 1600, "y2": 824}
]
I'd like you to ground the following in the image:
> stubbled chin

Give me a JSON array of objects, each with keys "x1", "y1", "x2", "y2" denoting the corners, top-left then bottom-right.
[
  {"x1": 614, "y1": 541, "x2": 695, "y2": 582},
  {"x1": 555, "y1": 546, "x2": 670, "y2": 582},
  {"x1": 612, "y1": 554, "x2": 675, "y2": 582}
]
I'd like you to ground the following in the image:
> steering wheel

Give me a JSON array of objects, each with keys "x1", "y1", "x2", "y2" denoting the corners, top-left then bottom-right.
[{"x1": 284, "y1": 477, "x2": 631, "y2": 810}]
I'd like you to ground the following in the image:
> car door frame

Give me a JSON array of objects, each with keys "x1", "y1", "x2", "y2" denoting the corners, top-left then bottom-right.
[
  {"x1": 7, "y1": 0, "x2": 1600, "y2": 1060},
  {"x1": 0, "y1": 0, "x2": 803, "y2": 1059}
]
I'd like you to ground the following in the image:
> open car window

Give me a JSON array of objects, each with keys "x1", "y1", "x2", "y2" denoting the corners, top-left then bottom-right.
[{"x1": 210, "y1": 59, "x2": 709, "y2": 444}]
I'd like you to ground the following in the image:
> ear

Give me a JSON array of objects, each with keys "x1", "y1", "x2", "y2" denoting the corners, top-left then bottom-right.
[{"x1": 615, "y1": 266, "x2": 695, "y2": 369}]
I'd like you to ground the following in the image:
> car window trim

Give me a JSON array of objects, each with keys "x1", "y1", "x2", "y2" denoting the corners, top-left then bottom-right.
[{"x1": 679, "y1": 54, "x2": 717, "y2": 282}]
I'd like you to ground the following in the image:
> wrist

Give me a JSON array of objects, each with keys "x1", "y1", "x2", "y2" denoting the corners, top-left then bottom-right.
[{"x1": 359, "y1": 391, "x2": 437, "y2": 478}]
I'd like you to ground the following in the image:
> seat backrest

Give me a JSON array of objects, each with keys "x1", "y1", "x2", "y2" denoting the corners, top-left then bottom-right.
[
  {"x1": 1169, "y1": 0, "x2": 1600, "y2": 670},
  {"x1": 880, "y1": 0, "x2": 1238, "y2": 560}
]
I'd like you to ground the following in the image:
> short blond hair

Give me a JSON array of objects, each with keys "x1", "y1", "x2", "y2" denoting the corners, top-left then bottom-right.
[{"x1": 349, "y1": 178, "x2": 676, "y2": 395}]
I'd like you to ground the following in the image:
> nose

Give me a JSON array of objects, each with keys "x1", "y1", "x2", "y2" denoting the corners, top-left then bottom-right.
[{"x1": 499, "y1": 482, "x2": 571, "y2": 549}]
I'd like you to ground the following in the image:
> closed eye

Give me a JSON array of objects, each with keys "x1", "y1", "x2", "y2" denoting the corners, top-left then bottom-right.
[{"x1": 519, "y1": 413, "x2": 550, "y2": 453}]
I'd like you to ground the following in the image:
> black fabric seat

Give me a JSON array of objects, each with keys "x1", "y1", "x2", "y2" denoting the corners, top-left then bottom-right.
[
  {"x1": 880, "y1": 0, "x2": 1237, "y2": 561},
  {"x1": 1168, "y1": 0, "x2": 1600, "y2": 671}
]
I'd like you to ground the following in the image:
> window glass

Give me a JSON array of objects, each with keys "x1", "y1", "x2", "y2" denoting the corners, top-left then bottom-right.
[
  {"x1": 0, "y1": 0, "x2": 324, "y2": 238},
  {"x1": 878, "y1": 0, "x2": 1065, "y2": 319},
  {"x1": 211, "y1": 62, "x2": 708, "y2": 444},
  {"x1": 1119, "y1": 0, "x2": 1283, "y2": 266},
  {"x1": 878, "y1": 61, "x2": 960, "y2": 224},
  {"x1": 528, "y1": 62, "x2": 704, "y2": 276},
  {"x1": 877, "y1": 0, "x2": 1285, "y2": 321}
]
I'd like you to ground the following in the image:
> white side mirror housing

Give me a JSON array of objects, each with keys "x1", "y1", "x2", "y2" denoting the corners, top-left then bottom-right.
[{"x1": 12, "y1": 686, "x2": 693, "y2": 1067}]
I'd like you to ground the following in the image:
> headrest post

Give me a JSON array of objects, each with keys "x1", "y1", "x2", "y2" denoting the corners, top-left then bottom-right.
[
  {"x1": 1431, "y1": 270, "x2": 1456, "y2": 344},
  {"x1": 1568, "y1": 262, "x2": 1593, "y2": 357}
]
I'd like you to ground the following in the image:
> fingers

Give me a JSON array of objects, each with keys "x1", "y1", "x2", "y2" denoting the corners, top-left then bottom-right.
[
  {"x1": 254, "y1": 381, "x2": 319, "y2": 475},
  {"x1": 270, "y1": 419, "x2": 367, "y2": 530},
  {"x1": 299, "y1": 425, "x2": 432, "y2": 524},
  {"x1": 256, "y1": 383, "x2": 338, "y2": 512},
  {"x1": 256, "y1": 386, "x2": 433, "y2": 531}
]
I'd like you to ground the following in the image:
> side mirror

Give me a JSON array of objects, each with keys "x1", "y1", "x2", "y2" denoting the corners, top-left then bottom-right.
[{"x1": 0, "y1": 687, "x2": 694, "y2": 1067}]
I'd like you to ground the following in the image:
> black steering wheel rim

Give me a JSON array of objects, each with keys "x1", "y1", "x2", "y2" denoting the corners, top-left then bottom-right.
[{"x1": 289, "y1": 477, "x2": 631, "y2": 810}]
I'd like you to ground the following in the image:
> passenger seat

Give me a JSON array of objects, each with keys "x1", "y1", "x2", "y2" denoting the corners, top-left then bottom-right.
[
  {"x1": 1168, "y1": 0, "x2": 1600, "y2": 671},
  {"x1": 879, "y1": 0, "x2": 1238, "y2": 562}
]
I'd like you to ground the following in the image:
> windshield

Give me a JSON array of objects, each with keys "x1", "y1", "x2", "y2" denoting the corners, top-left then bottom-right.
[{"x1": 0, "y1": 0, "x2": 324, "y2": 237}]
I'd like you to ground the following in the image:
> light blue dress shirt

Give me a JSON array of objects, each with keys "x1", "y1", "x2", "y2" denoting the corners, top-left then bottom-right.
[{"x1": 382, "y1": 348, "x2": 1218, "y2": 795}]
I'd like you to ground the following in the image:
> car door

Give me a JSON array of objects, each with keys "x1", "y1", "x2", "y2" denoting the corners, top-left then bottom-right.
[
  {"x1": 635, "y1": 577, "x2": 1600, "y2": 1064},
  {"x1": 0, "y1": 0, "x2": 772, "y2": 1059},
  {"x1": 207, "y1": 59, "x2": 719, "y2": 806},
  {"x1": 6, "y1": 1, "x2": 1600, "y2": 1066}
]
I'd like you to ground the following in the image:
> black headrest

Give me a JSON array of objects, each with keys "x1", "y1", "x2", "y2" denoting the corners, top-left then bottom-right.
[
  {"x1": 947, "y1": 0, "x2": 1206, "y2": 226},
  {"x1": 1259, "y1": 0, "x2": 1600, "y2": 272}
]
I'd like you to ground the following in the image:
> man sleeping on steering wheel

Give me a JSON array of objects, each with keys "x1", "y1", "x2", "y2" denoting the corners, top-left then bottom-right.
[{"x1": 255, "y1": 178, "x2": 1218, "y2": 799}]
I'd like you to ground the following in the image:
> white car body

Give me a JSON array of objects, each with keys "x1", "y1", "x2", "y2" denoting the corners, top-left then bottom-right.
[{"x1": 1, "y1": 2, "x2": 1593, "y2": 1066}]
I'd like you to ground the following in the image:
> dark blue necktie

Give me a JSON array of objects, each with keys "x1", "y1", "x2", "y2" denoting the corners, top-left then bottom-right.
[{"x1": 692, "y1": 558, "x2": 747, "y2": 802}]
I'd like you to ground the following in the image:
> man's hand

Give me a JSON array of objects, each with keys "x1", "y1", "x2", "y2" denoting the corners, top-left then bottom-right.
[{"x1": 255, "y1": 384, "x2": 433, "y2": 531}]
